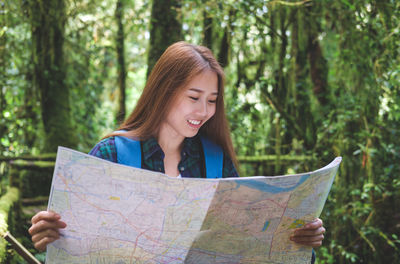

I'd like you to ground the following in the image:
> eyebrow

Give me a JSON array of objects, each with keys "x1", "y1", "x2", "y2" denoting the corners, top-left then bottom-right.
[{"x1": 189, "y1": 88, "x2": 218, "y2": 95}]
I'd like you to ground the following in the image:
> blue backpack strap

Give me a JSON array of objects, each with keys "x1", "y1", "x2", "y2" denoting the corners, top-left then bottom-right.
[
  {"x1": 114, "y1": 134, "x2": 142, "y2": 168},
  {"x1": 200, "y1": 136, "x2": 223, "y2": 179}
]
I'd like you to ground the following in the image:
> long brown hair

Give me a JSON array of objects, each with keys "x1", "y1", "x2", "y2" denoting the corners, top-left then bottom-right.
[{"x1": 109, "y1": 41, "x2": 237, "y2": 169}]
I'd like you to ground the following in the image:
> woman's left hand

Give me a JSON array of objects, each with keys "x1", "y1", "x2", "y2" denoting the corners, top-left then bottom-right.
[{"x1": 290, "y1": 218, "x2": 325, "y2": 248}]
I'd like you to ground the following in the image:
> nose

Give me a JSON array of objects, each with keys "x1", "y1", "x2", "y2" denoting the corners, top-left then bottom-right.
[{"x1": 196, "y1": 100, "x2": 208, "y2": 117}]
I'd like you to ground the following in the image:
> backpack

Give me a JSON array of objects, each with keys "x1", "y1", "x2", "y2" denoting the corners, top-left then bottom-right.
[{"x1": 114, "y1": 135, "x2": 223, "y2": 178}]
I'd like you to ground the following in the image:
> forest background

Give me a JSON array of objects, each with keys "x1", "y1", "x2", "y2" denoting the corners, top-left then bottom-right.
[{"x1": 1, "y1": 0, "x2": 399, "y2": 263}]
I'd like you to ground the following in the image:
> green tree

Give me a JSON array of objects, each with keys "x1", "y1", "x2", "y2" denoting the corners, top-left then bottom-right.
[
  {"x1": 28, "y1": 0, "x2": 76, "y2": 152},
  {"x1": 147, "y1": 0, "x2": 183, "y2": 76},
  {"x1": 115, "y1": 0, "x2": 127, "y2": 124}
]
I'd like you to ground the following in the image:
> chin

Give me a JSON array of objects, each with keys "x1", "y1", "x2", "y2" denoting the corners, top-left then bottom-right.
[
  {"x1": 185, "y1": 132, "x2": 199, "y2": 138},
  {"x1": 183, "y1": 129, "x2": 200, "y2": 138}
]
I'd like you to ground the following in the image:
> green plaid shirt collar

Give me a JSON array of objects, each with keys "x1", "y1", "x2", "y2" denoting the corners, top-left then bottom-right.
[
  {"x1": 142, "y1": 136, "x2": 200, "y2": 160},
  {"x1": 141, "y1": 136, "x2": 203, "y2": 177}
]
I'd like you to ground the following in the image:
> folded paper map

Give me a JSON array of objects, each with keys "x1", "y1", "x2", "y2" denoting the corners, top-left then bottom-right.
[{"x1": 46, "y1": 147, "x2": 341, "y2": 264}]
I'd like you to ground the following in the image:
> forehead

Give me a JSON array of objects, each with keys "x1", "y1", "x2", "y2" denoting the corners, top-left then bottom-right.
[{"x1": 184, "y1": 70, "x2": 218, "y2": 94}]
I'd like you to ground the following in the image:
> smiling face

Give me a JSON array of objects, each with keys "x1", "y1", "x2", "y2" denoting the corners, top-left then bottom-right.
[{"x1": 159, "y1": 70, "x2": 218, "y2": 142}]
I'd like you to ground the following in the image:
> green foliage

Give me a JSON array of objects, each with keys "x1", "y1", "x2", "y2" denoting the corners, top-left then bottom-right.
[
  {"x1": 19, "y1": 168, "x2": 53, "y2": 198},
  {"x1": 0, "y1": 1, "x2": 41, "y2": 156}
]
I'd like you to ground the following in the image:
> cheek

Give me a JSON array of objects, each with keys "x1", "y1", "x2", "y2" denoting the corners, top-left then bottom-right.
[{"x1": 208, "y1": 105, "x2": 217, "y2": 119}]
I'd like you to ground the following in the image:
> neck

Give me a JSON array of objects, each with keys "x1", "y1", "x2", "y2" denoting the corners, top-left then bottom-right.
[{"x1": 157, "y1": 125, "x2": 184, "y2": 155}]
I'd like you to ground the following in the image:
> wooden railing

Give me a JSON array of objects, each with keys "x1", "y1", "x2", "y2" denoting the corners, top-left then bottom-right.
[{"x1": 237, "y1": 154, "x2": 315, "y2": 176}]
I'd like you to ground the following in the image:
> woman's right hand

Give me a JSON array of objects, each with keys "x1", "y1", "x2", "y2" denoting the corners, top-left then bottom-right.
[{"x1": 28, "y1": 211, "x2": 67, "y2": 251}]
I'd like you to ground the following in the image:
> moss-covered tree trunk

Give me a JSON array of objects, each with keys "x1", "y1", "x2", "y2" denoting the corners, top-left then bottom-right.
[
  {"x1": 147, "y1": 0, "x2": 182, "y2": 76},
  {"x1": 28, "y1": 0, "x2": 76, "y2": 152},
  {"x1": 0, "y1": 3, "x2": 8, "y2": 151},
  {"x1": 305, "y1": 5, "x2": 329, "y2": 108},
  {"x1": 202, "y1": 7, "x2": 213, "y2": 50},
  {"x1": 115, "y1": 0, "x2": 126, "y2": 124},
  {"x1": 294, "y1": 8, "x2": 317, "y2": 150},
  {"x1": 218, "y1": 9, "x2": 235, "y2": 68}
]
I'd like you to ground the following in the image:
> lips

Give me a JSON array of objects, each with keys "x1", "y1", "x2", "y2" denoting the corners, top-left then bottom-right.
[{"x1": 187, "y1": 119, "x2": 202, "y2": 128}]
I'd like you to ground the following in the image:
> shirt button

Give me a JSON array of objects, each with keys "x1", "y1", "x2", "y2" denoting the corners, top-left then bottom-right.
[
  {"x1": 183, "y1": 152, "x2": 186, "y2": 156},
  {"x1": 180, "y1": 166, "x2": 185, "y2": 171}
]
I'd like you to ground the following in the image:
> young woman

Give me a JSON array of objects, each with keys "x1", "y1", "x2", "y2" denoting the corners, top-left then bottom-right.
[{"x1": 29, "y1": 42, "x2": 325, "y2": 261}]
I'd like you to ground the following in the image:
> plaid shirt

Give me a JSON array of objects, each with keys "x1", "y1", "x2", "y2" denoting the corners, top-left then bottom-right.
[{"x1": 89, "y1": 135, "x2": 238, "y2": 178}]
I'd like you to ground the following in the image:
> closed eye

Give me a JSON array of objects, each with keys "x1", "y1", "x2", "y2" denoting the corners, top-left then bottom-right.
[
  {"x1": 208, "y1": 99, "x2": 217, "y2": 103},
  {"x1": 189, "y1": 96, "x2": 199, "y2": 101}
]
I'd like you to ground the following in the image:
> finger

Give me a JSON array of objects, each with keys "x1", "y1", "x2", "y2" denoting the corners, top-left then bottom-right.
[
  {"x1": 303, "y1": 218, "x2": 323, "y2": 229},
  {"x1": 29, "y1": 219, "x2": 67, "y2": 236},
  {"x1": 293, "y1": 227, "x2": 325, "y2": 237},
  {"x1": 34, "y1": 236, "x2": 59, "y2": 252},
  {"x1": 291, "y1": 234, "x2": 324, "y2": 243},
  {"x1": 31, "y1": 211, "x2": 61, "y2": 224},
  {"x1": 294, "y1": 239, "x2": 323, "y2": 248},
  {"x1": 31, "y1": 228, "x2": 60, "y2": 244},
  {"x1": 291, "y1": 234, "x2": 324, "y2": 248}
]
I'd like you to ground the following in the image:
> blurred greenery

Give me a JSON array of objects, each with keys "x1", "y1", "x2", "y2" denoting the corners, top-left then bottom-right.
[{"x1": 1, "y1": 0, "x2": 399, "y2": 263}]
